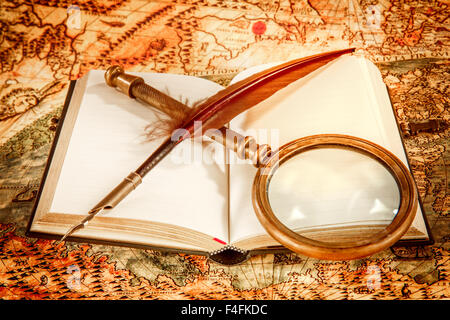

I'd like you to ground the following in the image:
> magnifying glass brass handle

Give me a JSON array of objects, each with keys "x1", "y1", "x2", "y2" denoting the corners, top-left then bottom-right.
[
  {"x1": 210, "y1": 127, "x2": 272, "y2": 167},
  {"x1": 106, "y1": 66, "x2": 272, "y2": 167},
  {"x1": 105, "y1": 65, "x2": 191, "y2": 124}
]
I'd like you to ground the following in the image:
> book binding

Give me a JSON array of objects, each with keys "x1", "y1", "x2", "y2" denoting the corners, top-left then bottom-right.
[{"x1": 208, "y1": 245, "x2": 250, "y2": 265}]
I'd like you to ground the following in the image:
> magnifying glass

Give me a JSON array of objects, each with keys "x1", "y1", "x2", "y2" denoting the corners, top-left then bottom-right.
[
  {"x1": 250, "y1": 134, "x2": 417, "y2": 260},
  {"x1": 67, "y1": 64, "x2": 416, "y2": 261},
  {"x1": 201, "y1": 123, "x2": 416, "y2": 260}
]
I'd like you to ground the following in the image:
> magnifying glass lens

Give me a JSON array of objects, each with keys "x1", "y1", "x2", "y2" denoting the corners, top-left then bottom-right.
[{"x1": 268, "y1": 148, "x2": 400, "y2": 244}]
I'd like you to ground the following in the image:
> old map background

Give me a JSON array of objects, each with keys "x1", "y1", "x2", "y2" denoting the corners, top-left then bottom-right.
[{"x1": 0, "y1": 0, "x2": 448, "y2": 299}]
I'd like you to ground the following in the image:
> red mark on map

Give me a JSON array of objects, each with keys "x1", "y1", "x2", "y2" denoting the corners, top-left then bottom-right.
[{"x1": 252, "y1": 21, "x2": 266, "y2": 35}]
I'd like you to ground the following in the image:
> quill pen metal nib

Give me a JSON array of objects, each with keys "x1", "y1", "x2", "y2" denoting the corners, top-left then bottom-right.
[
  {"x1": 58, "y1": 172, "x2": 142, "y2": 241},
  {"x1": 58, "y1": 210, "x2": 100, "y2": 242}
]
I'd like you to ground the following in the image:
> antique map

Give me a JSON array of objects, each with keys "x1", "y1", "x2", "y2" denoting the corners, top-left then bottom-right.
[{"x1": 0, "y1": 0, "x2": 448, "y2": 299}]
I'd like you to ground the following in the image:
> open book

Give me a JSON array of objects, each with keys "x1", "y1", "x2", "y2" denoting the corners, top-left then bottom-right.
[{"x1": 27, "y1": 55, "x2": 432, "y2": 263}]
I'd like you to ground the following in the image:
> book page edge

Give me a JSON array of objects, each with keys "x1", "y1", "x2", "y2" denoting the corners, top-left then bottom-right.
[{"x1": 27, "y1": 76, "x2": 88, "y2": 237}]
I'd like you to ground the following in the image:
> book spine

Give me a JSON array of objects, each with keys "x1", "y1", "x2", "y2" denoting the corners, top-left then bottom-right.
[{"x1": 208, "y1": 245, "x2": 249, "y2": 265}]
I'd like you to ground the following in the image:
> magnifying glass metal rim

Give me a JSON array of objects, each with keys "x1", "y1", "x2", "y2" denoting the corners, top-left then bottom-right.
[{"x1": 252, "y1": 134, "x2": 418, "y2": 261}]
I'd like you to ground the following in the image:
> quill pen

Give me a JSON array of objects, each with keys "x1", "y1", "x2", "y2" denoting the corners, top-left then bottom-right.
[{"x1": 59, "y1": 48, "x2": 355, "y2": 241}]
